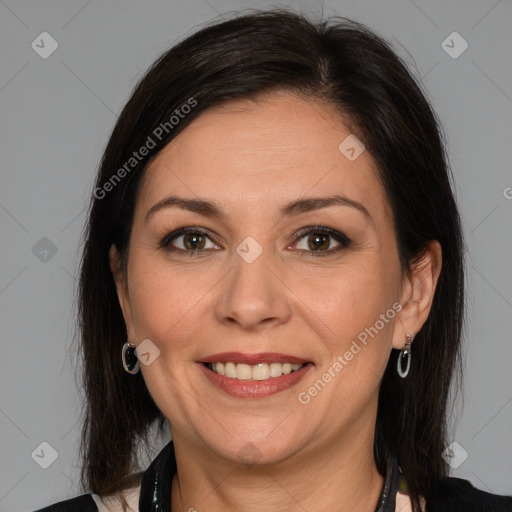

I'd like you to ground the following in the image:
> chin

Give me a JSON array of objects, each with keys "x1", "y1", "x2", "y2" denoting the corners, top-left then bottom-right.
[{"x1": 204, "y1": 432, "x2": 302, "y2": 467}]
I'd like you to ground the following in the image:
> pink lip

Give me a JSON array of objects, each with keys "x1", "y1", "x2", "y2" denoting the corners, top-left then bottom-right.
[
  {"x1": 199, "y1": 352, "x2": 310, "y2": 365},
  {"x1": 197, "y1": 361, "x2": 314, "y2": 399}
]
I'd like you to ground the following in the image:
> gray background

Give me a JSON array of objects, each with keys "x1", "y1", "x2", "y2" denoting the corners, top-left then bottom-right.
[{"x1": 0, "y1": 0, "x2": 511, "y2": 511}]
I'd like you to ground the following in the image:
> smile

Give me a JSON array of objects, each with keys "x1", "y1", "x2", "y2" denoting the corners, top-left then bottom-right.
[
  {"x1": 206, "y1": 361, "x2": 304, "y2": 380},
  {"x1": 198, "y1": 353, "x2": 314, "y2": 398}
]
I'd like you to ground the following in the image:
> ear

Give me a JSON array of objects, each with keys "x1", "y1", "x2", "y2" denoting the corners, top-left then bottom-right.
[
  {"x1": 109, "y1": 244, "x2": 135, "y2": 340},
  {"x1": 392, "y1": 240, "x2": 442, "y2": 350}
]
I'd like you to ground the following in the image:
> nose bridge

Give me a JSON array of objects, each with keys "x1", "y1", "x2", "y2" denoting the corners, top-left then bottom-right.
[{"x1": 215, "y1": 234, "x2": 290, "y2": 329}]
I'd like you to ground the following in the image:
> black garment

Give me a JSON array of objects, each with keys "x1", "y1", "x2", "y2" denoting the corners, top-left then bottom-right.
[{"x1": 34, "y1": 440, "x2": 512, "y2": 512}]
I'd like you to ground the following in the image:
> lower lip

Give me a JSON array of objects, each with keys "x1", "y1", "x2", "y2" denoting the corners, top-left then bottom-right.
[{"x1": 197, "y1": 362, "x2": 313, "y2": 399}]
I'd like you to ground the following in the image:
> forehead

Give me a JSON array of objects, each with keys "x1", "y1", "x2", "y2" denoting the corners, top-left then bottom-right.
[{"x1": 139, "y1": 93, "x2": 391, "y2": 224}]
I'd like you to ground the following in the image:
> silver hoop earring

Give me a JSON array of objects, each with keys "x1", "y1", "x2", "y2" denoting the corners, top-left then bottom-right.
[
  {"x1": 397, "y1": 332, "x2": 413, "y2": 378},
  {"x1": 122, "y1": 341, "x2": 140, "y2": 374}
]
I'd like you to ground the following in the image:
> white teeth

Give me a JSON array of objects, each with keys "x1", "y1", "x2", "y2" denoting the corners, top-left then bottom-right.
[
  {"x1": 269, "y1": 362, "x2": 282, "y2": 377},
  {"x1": 209, "y1": 361, "x2": 305, "y2": 380},
  {"x1": 252, "y1": 363, "x2": 270, "y2": 381},
  {"x1": 224, "y1": 362, "x2": 236, "y2": 378},
  {"x1": 236, "y1": 363, "x2": 252, "y2": 380}
]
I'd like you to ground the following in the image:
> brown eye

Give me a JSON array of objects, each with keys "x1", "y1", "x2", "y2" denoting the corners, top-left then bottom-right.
[
  {"x1": 160, "y1": 228, "x2": 220, "y2": 254},
  {"x1": 293, "y1": 226, "x2": 351, "y2": 256},
  {"x1": 182, "y1": 232, "x2": 206, "y2": 250},
  {"x1": 306, "y1": 232, "x2": 330, "y2": 251}
]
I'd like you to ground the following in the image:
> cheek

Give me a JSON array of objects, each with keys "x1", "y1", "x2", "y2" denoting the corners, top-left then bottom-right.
[
  {"x1": 299, "y1": 258, "x2": 396, "y2": 392},
  {"x1": 298, "y1": 259, "x2": 392, "y2": 337},
  {"x1": 127, "y1": 258, "x2": 181, "y2": 333},
  {"x1": 127, "y1": 255, "x2": 216, "y2": 358},
  {"x1": 306, "y1": 289, "x2": 395, "y2": 425}
]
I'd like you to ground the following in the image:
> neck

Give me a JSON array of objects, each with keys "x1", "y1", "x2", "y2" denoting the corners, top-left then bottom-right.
[{"x1": 169, "y1": 414, "x2": 385, "y2": 512}]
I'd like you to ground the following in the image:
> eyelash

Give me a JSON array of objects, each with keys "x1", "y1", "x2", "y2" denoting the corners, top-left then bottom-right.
[{"x1": 158, "y1": 225, "x2": 352, "y2": 257}]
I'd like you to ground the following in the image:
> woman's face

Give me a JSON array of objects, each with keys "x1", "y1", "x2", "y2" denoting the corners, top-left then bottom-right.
[{"x1": 111, "y1": 92, "x2": 425, "y2": 464}]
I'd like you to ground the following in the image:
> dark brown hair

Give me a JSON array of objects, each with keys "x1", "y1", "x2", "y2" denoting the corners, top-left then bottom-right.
[{"x1": 77, "y1": 9, "x2": 465, "y2": 512}]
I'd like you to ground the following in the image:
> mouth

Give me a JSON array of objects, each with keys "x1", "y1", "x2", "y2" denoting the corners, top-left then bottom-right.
[{"x1": 197, "y1": 352, "x2": 313, "y2": 399}]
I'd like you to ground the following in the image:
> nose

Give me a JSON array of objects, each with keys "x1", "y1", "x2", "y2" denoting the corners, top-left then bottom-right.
[{"x1": 215, "y1": 243, "x2": 292, "y2": 331}]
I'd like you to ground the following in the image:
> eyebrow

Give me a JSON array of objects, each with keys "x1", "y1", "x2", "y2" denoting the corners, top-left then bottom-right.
[{"x1": 145, "y1": 194, "x2": 374, "y2": 225}]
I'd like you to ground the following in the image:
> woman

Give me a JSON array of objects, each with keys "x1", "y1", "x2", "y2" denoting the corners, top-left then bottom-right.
[{"x1": 35, "y1": 9, "x2": 512, "y2": 512}]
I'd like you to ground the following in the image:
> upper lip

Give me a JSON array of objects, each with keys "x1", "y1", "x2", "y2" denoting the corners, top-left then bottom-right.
[{"x1": 199, "y1": 352, "x2": 310, "y2": 365}]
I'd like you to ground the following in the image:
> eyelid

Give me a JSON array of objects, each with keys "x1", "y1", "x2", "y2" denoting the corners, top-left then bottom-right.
[
  {"x1": 290, "y1": 225, "x2": 352, "y2": 254},
  {"x1": 159, "y1": 226, "x2": 223, "y2": 249},
  {"x1": 292, "y1": 225, "x2": 348, "y2": 241}
]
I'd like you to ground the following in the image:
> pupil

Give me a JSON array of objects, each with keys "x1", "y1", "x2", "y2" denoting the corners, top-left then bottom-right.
[
  {"x1": 185, "y1": 233, "x2": 205, "y2": 250},
  {"x1": 308, "y1": 233, "x2": 328, "y2": 250}
]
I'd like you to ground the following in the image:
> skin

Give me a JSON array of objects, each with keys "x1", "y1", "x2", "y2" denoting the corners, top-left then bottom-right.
[{"x1": 110, "y1": 91, "x2": 442, "y2": 512}]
